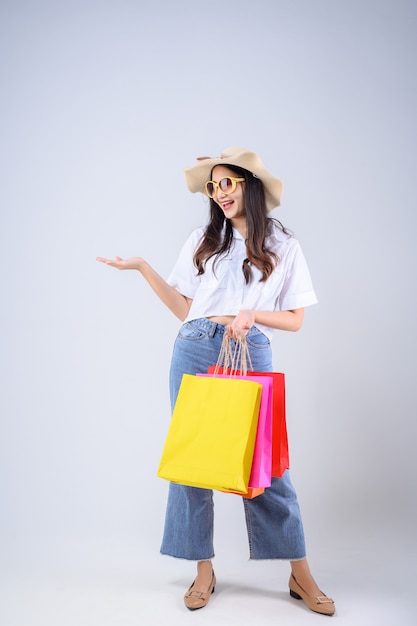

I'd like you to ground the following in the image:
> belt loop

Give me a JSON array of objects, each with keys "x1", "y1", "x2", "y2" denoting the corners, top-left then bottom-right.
[{"x1": 208, "y1": 321, "x2": 217, "y2": 338}]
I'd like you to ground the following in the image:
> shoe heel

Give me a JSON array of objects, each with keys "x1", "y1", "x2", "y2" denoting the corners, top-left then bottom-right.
[{"x1": 290, "y1": 589, "x2": 302, "y2": 600}]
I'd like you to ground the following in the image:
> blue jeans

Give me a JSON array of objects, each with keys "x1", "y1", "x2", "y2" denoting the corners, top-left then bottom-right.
[{"x1": 160, "y1": 318, "x2": 306, "y2": 561}]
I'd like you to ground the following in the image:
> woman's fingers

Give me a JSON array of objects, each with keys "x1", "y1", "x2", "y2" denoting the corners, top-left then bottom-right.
[
  {"x1": 226, "y1": 324, "x2": 248, "y2": 340},
  {"x1": 227, "y1": 310, "x2": 255, "y2": 338},
  {"x1": 96, "y1": 256, "x2": 143, "y2": 270},
  {"x1": 96, "y1": 256, "x2": 125, "y2": 268}
]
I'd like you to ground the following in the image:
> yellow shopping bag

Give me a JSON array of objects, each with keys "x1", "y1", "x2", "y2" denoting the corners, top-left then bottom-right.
[{"x1": 157, "y1": 373, "x2": 262, "y2": 494}]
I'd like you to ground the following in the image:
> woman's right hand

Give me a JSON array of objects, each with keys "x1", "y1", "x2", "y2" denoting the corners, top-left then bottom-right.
[{"x1": 96, "y1": 256, "x2": 145, "y2": 270}]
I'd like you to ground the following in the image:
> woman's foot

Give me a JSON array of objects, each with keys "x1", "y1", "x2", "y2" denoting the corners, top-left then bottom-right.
[
  {"x1": 184, "y1": 561, "x2": 216, "y2": 611},
  {"x1": 289, "y1": 559, "x2": 335, "y2": 616}
]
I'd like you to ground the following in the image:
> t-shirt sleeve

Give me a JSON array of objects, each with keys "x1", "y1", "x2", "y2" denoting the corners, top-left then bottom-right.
[
  {"x1": 166, "y1": 227, "x2": 204, "y2": 299},
  {"x1": 277, "y1": 239, "x2": 318, "y2": 311}
]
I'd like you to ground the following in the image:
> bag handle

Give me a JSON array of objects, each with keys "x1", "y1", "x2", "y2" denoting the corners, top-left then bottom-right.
[{"x1": 214, "y1": 332, "x2": 253, "y2": 376}]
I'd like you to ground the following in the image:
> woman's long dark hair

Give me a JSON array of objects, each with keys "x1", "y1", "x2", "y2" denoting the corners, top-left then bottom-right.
[{"x1": 193, "y1": 164, "x2": 290, "y2": 284}]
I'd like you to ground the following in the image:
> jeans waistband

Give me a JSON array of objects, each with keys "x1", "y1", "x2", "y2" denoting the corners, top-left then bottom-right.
[
  {"x1": 187, "y1": 317, "x2": 266, "y2": 341},
  {"x1": 189, "y1": 318, "x2": 227, "y2": 338}
]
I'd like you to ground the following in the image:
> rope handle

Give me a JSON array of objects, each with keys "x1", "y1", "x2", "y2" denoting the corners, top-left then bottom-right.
[{"x1": 213, "y1": 332, "x2": 253, "y2": 376}]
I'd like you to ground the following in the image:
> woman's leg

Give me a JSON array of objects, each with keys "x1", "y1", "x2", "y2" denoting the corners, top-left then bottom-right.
[
  {"x1": 243, "y1": 472, "x2": 335, "y2": 614},
  {"x1": 160, "y1": 319, "x2": 226, "y2": 607},
  {"x1": 243, "y1": 472, "x2": 306, "y2": 560},
  {"x1": 290, "y1": 558, "x2": 322, "y2": 595},
  {"x1": 160, "y1": 319, "x2": 225, "y2": 561},
  {"x1": 243, "y1": 332, "x2": 335, "y2": 614},
  {"x1": 160, "y1": 482, "x2": 215, "y2": 560}
]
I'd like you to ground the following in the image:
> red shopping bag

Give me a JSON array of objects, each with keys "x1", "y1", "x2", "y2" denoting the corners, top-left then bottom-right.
[{"x1": 208, "y1": 366, "x2": 289, "y2": 478}]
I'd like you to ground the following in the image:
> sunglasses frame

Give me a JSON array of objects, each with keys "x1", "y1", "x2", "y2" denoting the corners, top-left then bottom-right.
[{"x1": 205, "y1": 176, "x2": 245, "y2": 198}]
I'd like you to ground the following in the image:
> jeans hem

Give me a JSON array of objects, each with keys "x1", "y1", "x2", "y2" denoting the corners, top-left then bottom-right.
[
  {"x1": 160, "y1": 550, "x2": 216, "y2": 561},
  {"x1": 248, "y1": 554, "x2": 307, "y2": 561}
]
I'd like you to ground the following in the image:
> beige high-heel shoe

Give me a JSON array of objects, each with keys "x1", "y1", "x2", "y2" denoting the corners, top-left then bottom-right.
[
  {"x1": 184, "y1": 571, "x2": 216, "y2": 611},
  {"x1": 289, "y1": 573, "x2": 335, "y2": 616}
]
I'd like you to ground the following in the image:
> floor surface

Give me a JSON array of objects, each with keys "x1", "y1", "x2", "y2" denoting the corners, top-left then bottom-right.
[{"x1": 0, "y1": 531, "x2": 414, "y2": 626}]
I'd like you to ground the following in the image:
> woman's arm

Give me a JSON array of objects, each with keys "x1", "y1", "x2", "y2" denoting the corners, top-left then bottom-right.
[
  {"x1": 228, "y1": 308, "x2": 304, "y2": 338},
  {"x1": 96, "y1": 256, "x2": 192, "y2": 321}
]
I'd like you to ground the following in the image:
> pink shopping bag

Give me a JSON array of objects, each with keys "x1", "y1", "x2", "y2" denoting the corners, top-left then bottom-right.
[{"x1": 198, "y1": 373, "x2": 273, "y2": 488}]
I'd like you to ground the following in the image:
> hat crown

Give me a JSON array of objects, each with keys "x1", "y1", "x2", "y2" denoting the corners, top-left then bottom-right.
[{"x1": 196, "y1": 147, "x2": 249, "y2": 162}]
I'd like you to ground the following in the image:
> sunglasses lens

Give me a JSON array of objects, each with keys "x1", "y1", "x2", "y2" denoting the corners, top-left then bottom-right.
[
  {"x1": 206, "y1": 177, "x2": 238, "y2": 197},
  {"x1": 219, "y1": 177, "x2": 233, "y2": 193}
]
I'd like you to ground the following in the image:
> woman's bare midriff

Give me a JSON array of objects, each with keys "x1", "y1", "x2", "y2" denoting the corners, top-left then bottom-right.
[{"x1": 207, "y1": 315, "x2": 235, "y2": 326}]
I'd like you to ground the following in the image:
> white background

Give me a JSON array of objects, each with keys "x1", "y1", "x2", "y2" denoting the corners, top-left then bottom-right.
[{"x1": 1, "y1": 1, "x2": 416, "y2": 624}]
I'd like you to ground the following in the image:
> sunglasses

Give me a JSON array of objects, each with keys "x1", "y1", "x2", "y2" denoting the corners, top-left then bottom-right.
[{"x1": 205, "y1": 176, "x2": 245, "y2": 198}]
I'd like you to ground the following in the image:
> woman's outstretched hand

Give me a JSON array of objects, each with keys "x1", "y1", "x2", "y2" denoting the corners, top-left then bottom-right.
[
  {"x1": 227, "y1": 310, "x2": 255, "y2": 339},
  {"x1": 96, "y1": 256, "x2": 144, "y2": 270},
  {"x1": 96, "y1": 255, "x2": 191, "y2": 321}
]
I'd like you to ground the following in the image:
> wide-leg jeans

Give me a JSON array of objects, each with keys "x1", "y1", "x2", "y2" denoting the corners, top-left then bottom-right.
[{"x1": 160, "y1": 318, "x2": 306, "y2": 561}]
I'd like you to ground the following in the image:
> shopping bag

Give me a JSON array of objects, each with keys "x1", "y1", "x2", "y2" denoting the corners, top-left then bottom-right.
[
  {"x1": 248, "y1": 371, "x2": 289, "y2": 478},
  {"x1": 157, "y1": 373, "x2": 262, "y2": 494},
  {"x1": 198, "y1": 373, "x2": 272, "y2": 488},
  {"x1": 207, "y1": 367, "x2": 289, "y2": 478}
]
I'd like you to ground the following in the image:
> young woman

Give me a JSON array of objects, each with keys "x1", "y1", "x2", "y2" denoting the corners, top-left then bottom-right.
[{"x1": 97, "y1": 147, "x2": 335, "y2": 616}]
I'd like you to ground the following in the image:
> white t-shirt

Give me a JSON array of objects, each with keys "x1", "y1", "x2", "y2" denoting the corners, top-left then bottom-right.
[{"x1": 167, "y1": 222, "x2": 318, "y2": 340}]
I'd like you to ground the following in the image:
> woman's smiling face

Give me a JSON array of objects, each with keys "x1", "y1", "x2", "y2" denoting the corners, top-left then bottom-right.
[{"x1": 210, "y1": 165, "x2": 246, "y2": 222}]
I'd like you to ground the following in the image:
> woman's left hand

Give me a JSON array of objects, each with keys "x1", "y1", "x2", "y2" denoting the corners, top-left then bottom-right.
[{"x1": 228, "y1": 310, "x2": 255, "y2": 339}]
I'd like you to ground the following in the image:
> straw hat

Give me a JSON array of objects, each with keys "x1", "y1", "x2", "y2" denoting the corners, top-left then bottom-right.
[{"x1": 184, "y1": 146, "x2": 283, "y2": 212}]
